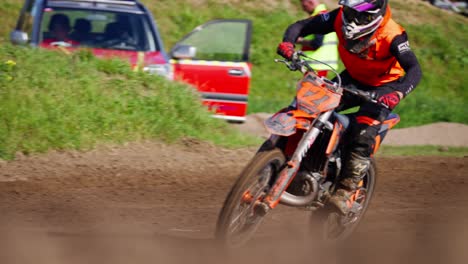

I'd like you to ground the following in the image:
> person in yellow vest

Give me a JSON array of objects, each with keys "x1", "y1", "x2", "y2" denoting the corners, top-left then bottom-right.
[
  {"x1": 296, "y1": 0, "x2": 339, "y2": 77},
  {"x1": 277, "y1": 0, "x2": 422, "y2": 215}
]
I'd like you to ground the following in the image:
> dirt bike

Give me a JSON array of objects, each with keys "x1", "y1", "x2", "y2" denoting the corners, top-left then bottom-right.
[{"x1": 215, "y1": 52, "x2": 400, "y2": 247}]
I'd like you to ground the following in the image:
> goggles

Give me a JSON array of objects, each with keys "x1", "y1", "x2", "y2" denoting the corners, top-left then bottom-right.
[{"x1": 343, "y1": 6, "x2": 380, "y2": 25}]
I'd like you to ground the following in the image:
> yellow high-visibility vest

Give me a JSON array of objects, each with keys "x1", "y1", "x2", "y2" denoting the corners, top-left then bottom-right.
[{"x1": 301, "y1": 4, "x2": 339, "y2": 71}]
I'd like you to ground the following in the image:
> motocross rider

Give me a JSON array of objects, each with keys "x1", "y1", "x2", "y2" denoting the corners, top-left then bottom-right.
[{"x1": 277, "y1": 0, "x2": 422, "y2": 214}]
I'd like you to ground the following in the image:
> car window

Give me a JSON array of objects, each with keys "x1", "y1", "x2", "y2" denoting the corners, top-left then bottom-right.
[
  {"x1": 177, "y1": 21, "x2": 249, "y2": 61},
  {"x1": 39, "y1": 9, "x2": 158, "y2": 51}
]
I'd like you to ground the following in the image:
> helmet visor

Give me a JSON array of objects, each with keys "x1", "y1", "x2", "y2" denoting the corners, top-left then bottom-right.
[
  {"x1": 339, "y1": 0, "x2": 379, "y2": 12},
  {"x1": 342, "y1": 6, "x2": 380, "y2": 25}
]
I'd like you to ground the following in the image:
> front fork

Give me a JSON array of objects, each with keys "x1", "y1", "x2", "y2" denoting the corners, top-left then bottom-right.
[{"x1": 261, "y1": 111, "x2": 334, "y2": 210}]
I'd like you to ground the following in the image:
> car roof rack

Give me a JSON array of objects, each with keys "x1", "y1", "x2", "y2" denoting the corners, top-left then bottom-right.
[{"x1": 46, "y1": 0, "x2": 138, "y2": 6}]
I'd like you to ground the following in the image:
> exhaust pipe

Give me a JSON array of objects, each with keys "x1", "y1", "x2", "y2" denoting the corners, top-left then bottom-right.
[{"x1": 279, "y1": 174, "x2": 319, "y2": 207}]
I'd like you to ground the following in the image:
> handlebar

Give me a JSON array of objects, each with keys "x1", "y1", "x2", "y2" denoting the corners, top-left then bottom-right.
[
  {"x1": 342, "y1": 86, "x2": 389, "y2": 109},
  {"x1": 275, "y1": 51, "x2": 389, "y2": 109},
  {"x1": 274, "y1": 51, "x2": 314, "y2": 73}
]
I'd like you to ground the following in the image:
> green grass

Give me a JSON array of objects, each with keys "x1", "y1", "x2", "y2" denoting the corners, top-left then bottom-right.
[
  {"x1": 377, "y1": 145, "x2": 468, "y2": 157},
  {"x1": 396, "y1": 19, "x2": 468, "y2": 127},
  {"x1": 0, "y1": 44, "x2": 258, "y2": 160},
  {"x1": 0, "y1": 1, "x2": 22, "y2": 43}
]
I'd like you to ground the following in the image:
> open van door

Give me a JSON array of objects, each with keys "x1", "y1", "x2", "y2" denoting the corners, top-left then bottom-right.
[{"x1": 170, "y1": 19, "x2": 252, "y2": 123}]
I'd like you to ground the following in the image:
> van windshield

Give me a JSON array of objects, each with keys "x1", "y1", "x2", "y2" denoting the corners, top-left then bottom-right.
[{"x1": 39, "y1": 9, "x2": 158, "y2": 51}]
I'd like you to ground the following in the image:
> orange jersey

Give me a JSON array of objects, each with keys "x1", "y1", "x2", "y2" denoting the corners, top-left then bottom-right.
[{"x1": 334, "y1": 7, "x2": 405, "y2": 86}]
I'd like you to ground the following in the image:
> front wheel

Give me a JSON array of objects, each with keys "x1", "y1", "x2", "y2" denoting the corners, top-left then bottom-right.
[
  {"x1": 311, "y1": 158, "x2": 377, "y2": 243},
  {"x1": 215, "y1": 148, "x2": 285, "y2": 247}
]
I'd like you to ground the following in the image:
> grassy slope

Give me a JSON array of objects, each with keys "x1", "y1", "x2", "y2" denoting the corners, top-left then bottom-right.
[
  {"x1": 391, "y1": 1, "x2": 468, "y2": 126},
  {"x1": 0, "y1": 45, "x2": 258, "y2": 159}
]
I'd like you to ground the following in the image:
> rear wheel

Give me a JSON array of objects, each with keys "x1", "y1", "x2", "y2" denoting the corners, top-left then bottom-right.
[
  {"x1": 215, "y1": 148, "x2": 285, "y2": 247},
  {"x1": 312, "y1": 159, "x2": 377, "y2": 243}
]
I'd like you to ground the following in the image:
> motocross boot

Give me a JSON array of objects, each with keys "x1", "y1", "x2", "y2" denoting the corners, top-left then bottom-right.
[{"x1": 328, "y1": 152, "x2": 371, "y2": 215}]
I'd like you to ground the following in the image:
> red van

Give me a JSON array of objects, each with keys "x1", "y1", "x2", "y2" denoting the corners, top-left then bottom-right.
[{"x1": 11, "y1": 0, "x2": 252, "y2": 122}]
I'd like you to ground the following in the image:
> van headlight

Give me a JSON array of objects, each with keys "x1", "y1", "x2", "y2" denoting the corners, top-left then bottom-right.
[{"x1": 143, "y1": 64, "x2": 173, "y2": 80}]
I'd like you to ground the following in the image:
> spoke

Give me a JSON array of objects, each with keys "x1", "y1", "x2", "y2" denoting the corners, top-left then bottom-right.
[{"x1": 228, "y1": 214, "x2": 246, "y2": 235}]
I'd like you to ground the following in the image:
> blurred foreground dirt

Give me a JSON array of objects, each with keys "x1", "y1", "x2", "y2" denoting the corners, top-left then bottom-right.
[{"x1": 0, "y1": 141, "x2": 467, "y2": 264}]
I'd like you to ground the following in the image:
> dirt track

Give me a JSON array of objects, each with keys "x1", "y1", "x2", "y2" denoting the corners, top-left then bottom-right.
[{"x1": 1, "y1": 140, "x2": 467, "y2": 264}]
